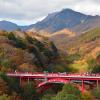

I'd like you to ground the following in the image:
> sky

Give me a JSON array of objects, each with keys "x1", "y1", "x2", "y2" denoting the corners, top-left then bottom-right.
[{"x1": 0, "y1": 0, "x2": 100, "y2": 25}]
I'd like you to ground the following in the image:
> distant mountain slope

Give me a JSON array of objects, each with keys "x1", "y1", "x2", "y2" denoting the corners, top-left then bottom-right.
[
  {"x1": 51, "y1": 28, "x2": 75, "y2": 37},
  {"x1": 72, "y1": 16, "x2": 100, "y2": 34},
  {"x1": 1, "y1": 9, "x2": 100, "y2": 33},
  {"x1": 49, "y1": 28, "x2": 76, "y2": 50},
  {"x1": 0, "y1": 20, "x2": 19, "y2": 31},
  {"x1": 29, "y1": 9, "x2": 88, "y2": 32},
  {"x1": 49, "y1": 27, "x2": 100, "y2": 53},
  {"x1": 28, "y1": 9, "x2": 100, "y2": 33}
]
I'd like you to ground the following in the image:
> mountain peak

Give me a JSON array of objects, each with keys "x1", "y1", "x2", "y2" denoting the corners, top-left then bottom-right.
[
  {"x1": 58, "y1": 8, "x2": 86, "y2": 17},
  {"x1": 61, "y1": 8, "x2": 74, "y2": 12}
]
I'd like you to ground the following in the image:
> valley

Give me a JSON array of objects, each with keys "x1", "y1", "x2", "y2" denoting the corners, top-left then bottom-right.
[{"x1": 0, "y1": 8, "x2": 100, "y2": 100}]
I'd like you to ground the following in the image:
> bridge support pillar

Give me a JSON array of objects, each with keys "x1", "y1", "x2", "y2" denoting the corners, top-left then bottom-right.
[
  {"x1": 69, "y1": 78, "x2": 71, "y2": 83},
  {"x1": 96, "y1": 80, "x2": 99, "y2": 89},
  {"x1": 28, "y1": 77, "x2": 30, "y2": 84},
  {"x1": 20, "y1": 77, "x2": 22, "y2": 86},
  {"x1": 82, "y1": 80, "x2": 84, "y2": 94}
]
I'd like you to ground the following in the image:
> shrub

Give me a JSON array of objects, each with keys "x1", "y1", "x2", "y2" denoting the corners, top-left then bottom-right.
[
  {"x1": 7, "y1": 32, "x2": 26, "y2": 49},
  {"x1": 65, "y1": 53, "x2": 81, "y2": 63},
  {"x1": 52, "y1": 84, "x2": 82, "y2": 100},
  {"x1": 0, "y1": 94, "x2": 10, "y2": 100}
]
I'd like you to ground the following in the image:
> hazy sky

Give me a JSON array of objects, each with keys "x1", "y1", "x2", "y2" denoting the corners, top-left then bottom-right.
[{"x1": 0, "y1": 0, "x2": 100, "y2": 25}]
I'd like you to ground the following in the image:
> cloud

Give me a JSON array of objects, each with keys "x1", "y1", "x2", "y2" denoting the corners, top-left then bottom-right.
[{"x1": 0, "y1": 0, "x2": 100, "y2": 25}]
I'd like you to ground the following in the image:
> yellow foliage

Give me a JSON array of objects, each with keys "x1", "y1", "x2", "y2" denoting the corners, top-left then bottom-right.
[
  {"x1": 69, "y1": 59, "x2": 89, "y2": 72},
  {"x1": 82, "y1": 91, "x2": 94, "y2": 100}
]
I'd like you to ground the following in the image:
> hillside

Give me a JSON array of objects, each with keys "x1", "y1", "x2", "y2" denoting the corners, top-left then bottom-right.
[
  {"x1": 72, "y1": 16, "x2": 100, "y2": 34},
  {"x1": 51, "y1": 28, "x2": 75, "y2": 37},
  {"x1": 0, "y1": 30, "x2": 60, "y2": 73},
  {"x1": 51, "y1": 27, "x2": 100, "y2": 53},
  {"x1": 50, "y1": 28, "x2": 76, "y2": 51},
  {"x1": 0, "y1": 30, "x2": 75, "y2": 100},
  {"x1": 0, "y1": 28, "x2": 100, "y2": 99},
  {"x1": 67, "y1": 27, "x2": 100, "y2": 51}
]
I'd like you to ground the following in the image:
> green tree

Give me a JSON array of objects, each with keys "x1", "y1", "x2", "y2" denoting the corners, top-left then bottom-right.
[
  {"x1": 7, "y1": 32, "x2": 26, "y2": 49},
  {"x1": 26, "y1": 35, "x2": 45, "y2": 51},
  {"x1": 52, "y1": 84, "x2": 82, "y2": 100},
  {"x1": 7, "y1": 32, "x2": 16, "y2": 41},
  {"x1": 50, "y1": 42, "x2": 59, "y2": 57}
]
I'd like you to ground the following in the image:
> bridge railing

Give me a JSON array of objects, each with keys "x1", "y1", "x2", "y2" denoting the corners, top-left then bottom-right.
[{"x1": 6, "y1": 72, "x2": 100, "y2": 77}]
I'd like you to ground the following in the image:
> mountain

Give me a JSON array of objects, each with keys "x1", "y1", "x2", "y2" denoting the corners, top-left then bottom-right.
[
  {"x1": 1, "y1": 9, "x2": 100, "y2": 33},
  {"x1": 29, "y1": 9, "x2": 87, "y2": 32},
  {"x1": 28, "y1": 9, "x2": 100, "y2": 33},
  {"x1": 0, "y1": 20, "x2": 19, "y2": 31}
]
